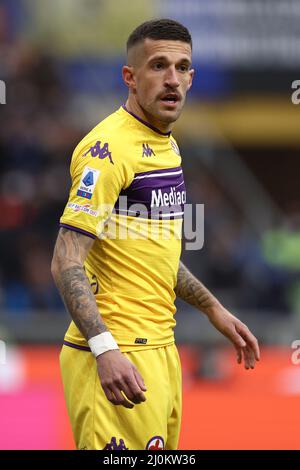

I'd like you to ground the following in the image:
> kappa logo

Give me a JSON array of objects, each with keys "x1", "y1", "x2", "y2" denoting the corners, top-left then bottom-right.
[
  {"x1": 103, "y1": 437, "x2": 128, "y2": 450},
  {"x1": 83, "y1": 140, "x2": 114, "y2": 164},
  {"x1": 142, "y1": 143, "x2": 155, "y2": 158},
  {"x1": 145, "y1": 436, "x2": 165, "y2": 450}
]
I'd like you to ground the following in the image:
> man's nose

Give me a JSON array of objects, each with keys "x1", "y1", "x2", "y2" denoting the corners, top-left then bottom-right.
[{"x1": 164, "y1": 66, "x2": 180, "y2": 88}]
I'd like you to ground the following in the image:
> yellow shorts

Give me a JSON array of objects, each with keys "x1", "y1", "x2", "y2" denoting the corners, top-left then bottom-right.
[{"x1": 60, "y1": 343, "x2": 182, "y2": 450}]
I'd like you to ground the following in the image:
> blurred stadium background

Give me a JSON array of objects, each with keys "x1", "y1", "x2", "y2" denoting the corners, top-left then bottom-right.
[{"x1": 1, "y1": 0, "x2": 300, "y2": 450}]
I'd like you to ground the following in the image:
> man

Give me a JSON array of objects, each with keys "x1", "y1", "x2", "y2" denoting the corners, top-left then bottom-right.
[{"x1": 51, "y1": 19, "x2": 260, "y2": 451}]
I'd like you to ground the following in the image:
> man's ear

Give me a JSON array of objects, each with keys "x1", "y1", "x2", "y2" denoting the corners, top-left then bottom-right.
[
  {"x1": 187, "y1": 68, "x2": 195, "y2": 91},
  {"x1": 122, "y1": 65, "x2": 136, "y2": 91}
]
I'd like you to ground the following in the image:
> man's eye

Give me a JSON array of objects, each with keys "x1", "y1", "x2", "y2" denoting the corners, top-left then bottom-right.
[
  {"x1": 153, "y1": 63, "x2": 163, "y2": 70},
  {"x1": 179, "y1": 65, "x2": 188, "y2": 72}
]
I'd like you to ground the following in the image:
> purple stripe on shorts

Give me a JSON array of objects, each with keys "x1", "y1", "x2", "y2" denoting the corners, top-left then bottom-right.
[
  {"x1": 63, "y1": 340, "x2": 91, "y2": 352},
  {"x1": 59, "y1": 223, "x2": 96, "y2": 240},
  {"x1": 122, "y1": 104, "x2": 171, "y2": 137}
]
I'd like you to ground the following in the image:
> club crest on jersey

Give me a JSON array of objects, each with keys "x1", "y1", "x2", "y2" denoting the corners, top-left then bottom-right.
[
  {"x1": 82, "y1": 140, "x2": 114, "y2": 164},
  {"x1": 77, "y1": 167, "x2": 100, "y2": 199},
  {"x1": 142, "y1": 143, "x2": 155, "y2": 158},
  {"x1": 145, "y1": 436, "x2": 165, "y2": 450},
  {"x1": 103, "y1": 437, "x2": 128, "y2": 450}
]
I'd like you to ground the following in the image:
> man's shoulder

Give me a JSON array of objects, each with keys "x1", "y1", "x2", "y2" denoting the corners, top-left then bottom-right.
[
  {"x1": 74, "y1": 108, "x2": 130, "y2": 153},
  {"x1": 81, "y1": 107, "x2": 127, "y2": 146},
  {"x1": 71, "y1": 107, "x2": 139, "y2": 172}
]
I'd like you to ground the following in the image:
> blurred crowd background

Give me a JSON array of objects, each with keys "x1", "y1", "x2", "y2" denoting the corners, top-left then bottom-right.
[
  {"x1": 1, "y1": 0, "x2": 300, "y2": 316},
  {"x1": 1, "y1": 0, "x2": 300, "y2": 449}
]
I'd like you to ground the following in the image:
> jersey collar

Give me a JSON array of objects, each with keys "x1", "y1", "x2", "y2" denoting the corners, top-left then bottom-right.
[{"x1": 122, "y1": 105, "x2": 171, "y2": 137}]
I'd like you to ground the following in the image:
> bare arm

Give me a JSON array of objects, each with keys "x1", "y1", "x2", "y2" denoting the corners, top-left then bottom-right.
[
  {"x1": 51, "y1": 228, "x2": 108, "y2": 339},
  {"x1": 175, "y1": 261, "x2": 219, "y2": 313},
  {"x1": 51, "y1": 228, "x2": 146, "y2": 407},
  {"x1": 175, "y1": 261, "x2": 260, "y2": 369}
]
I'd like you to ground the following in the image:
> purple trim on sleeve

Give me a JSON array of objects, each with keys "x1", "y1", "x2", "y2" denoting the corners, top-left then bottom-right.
[
  {"x1": 63, "y1": 340, "x2": 91, "y2": 352},
  {"x1": 59, "y1": 223, "x2": 96, "y2": 240},
  {"x1": 122, "y1": 104, "x2": 171, "y2": 137}
]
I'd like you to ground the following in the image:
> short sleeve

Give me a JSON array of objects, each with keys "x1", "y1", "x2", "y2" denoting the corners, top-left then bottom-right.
[{"x1": 60, "y1": 137, "x2": 134, "y2": 238}]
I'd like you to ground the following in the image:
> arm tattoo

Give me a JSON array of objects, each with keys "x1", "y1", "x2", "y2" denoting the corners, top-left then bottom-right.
[
  {"x1": 53, "y1": 229, "x2": 108, "y2": 340},
  {"x1": 54, "y1": 228, "x2": 81, "y2": 263},
  {"x1": 175, "y1": 261, "x2": 218, "y2": 313}
]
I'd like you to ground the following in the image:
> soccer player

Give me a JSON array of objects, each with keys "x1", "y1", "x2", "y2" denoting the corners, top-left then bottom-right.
[{"x1": 51, "y1": 19, "x2": 260, "y2": 450}]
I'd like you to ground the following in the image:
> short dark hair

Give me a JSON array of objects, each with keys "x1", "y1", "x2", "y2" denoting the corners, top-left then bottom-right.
[{"x1": 127, "y1": 19, "x2": 192, "y2": 52}]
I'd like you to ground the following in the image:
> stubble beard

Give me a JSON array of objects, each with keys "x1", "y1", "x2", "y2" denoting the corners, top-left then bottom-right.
[{"x1": 143, "y1": 99, "x2": 184, "y2": 127}]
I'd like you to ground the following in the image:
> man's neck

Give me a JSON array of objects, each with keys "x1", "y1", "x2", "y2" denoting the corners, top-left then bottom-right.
[{"x1": 125, "y1": 97, "x2": 173, "y2": 134}]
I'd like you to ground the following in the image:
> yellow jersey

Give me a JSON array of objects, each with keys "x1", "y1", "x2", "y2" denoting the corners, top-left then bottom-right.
[{"x1": 60, "y1": 105, "x2": 186, "y2": 351}]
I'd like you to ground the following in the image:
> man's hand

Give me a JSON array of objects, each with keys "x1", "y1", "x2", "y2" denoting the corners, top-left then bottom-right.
[
  {"x1": 207, "y1": 306, "x2": 260, "y2": 369},
  {"x1": 96, "y1": 349, "x2": 147, "y2": 408}
]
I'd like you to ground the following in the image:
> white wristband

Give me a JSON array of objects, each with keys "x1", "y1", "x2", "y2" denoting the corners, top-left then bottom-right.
[{"x1": 88, "y1": 332, "x2": 119, "y2": 358}]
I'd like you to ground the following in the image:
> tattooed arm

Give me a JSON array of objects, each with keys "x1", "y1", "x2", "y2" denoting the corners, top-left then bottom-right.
[
  {"x1": 175, "y1": 261, "x2": 219, "y2": 313},
  {"x1": 51, "y1": 228, "x2": 146, "y2": 408},
  {"x1": 175, "y1": 261, "x2": 260, "y2": 369},
  {"x1": 51, "y1": 228, "x2": 107, "y2": 339}
]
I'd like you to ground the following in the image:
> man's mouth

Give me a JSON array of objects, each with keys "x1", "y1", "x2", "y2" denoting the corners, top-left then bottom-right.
[{"x1": 160, "y1": 93, "x2": 180, "y2": 105}]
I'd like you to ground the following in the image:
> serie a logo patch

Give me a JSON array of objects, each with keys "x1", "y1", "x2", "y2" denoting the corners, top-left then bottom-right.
[{"x1": 77, "y1": 167, "x2": 100, "y2": 199}]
